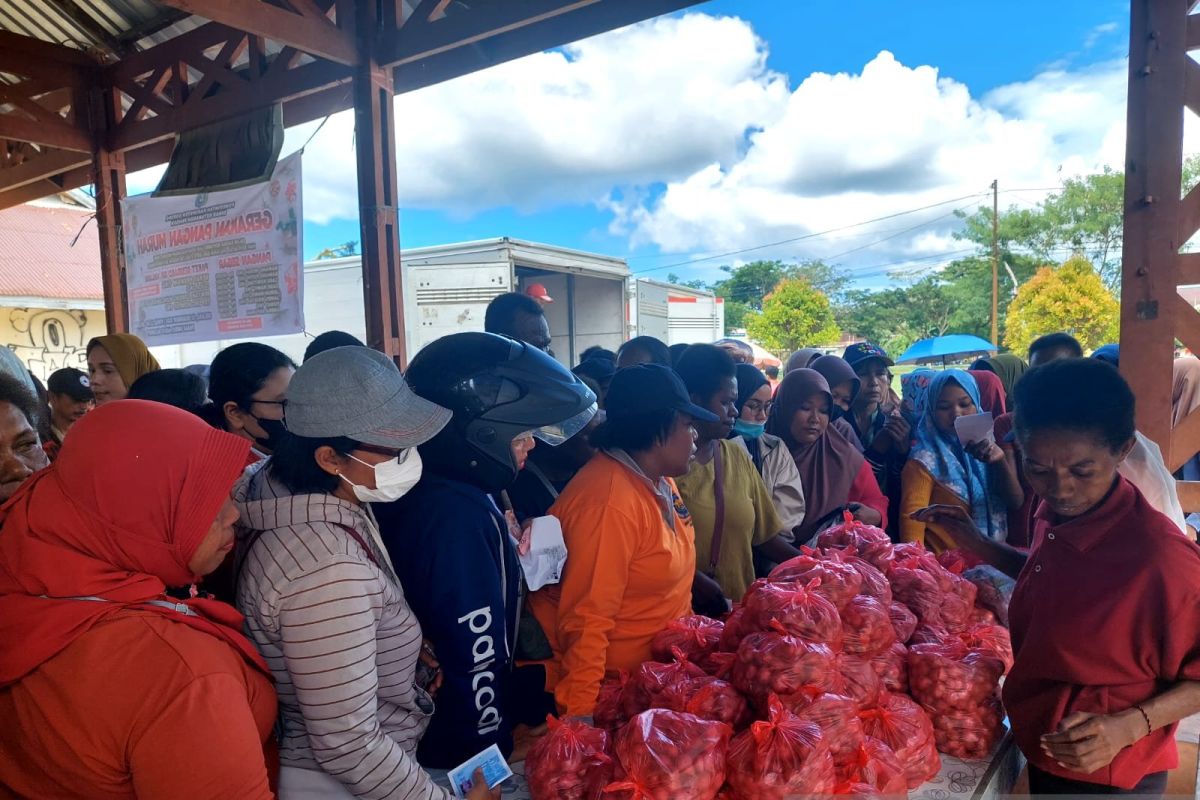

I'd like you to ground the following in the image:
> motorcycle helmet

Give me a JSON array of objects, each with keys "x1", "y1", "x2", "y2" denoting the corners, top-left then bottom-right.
[{"x1": 404, "y1": 332, "x2": 597, "y2": 492}]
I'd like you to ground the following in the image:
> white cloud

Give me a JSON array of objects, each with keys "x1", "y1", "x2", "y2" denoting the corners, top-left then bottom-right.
[{"x1": 126, "y1": 12, "x2": 1188, "y2": 288}]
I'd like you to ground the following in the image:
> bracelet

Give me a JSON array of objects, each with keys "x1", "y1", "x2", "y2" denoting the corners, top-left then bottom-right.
[{"x1": 1133, "y1": 704, "x2": 1153, "y2": 737}]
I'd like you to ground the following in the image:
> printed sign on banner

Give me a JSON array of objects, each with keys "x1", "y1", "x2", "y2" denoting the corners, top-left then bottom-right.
[{"x1": 121, "y1": 152, "x2": 304, "y2": 346}]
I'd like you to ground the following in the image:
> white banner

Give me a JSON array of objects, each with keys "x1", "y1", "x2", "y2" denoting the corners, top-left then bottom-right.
[{"x1": 121, "y1": 152, "x2": 304, "y2": 346}]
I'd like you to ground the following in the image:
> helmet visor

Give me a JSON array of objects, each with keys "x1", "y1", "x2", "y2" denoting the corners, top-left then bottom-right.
[{"x1": 532, "y1": 402, "x2": 598, "y2": 446}]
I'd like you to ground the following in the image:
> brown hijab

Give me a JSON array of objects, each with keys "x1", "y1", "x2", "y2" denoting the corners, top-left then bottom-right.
[
  {"x1": 767, "y1": 368, "x2": 865, "y2": 544},
  {"x1": 88, "y1": 334, "x2": 160, "y2": 390}
]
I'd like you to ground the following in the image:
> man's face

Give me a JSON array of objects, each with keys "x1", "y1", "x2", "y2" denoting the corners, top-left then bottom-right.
[
  {"x1": 48, "y1": 391, "x2": 90, "y2": 429},
  {"x1": 511, "y1": 312, "x2": 552, "y2": 353}
]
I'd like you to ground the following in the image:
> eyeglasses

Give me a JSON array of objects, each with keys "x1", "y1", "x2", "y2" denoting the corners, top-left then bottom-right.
[
  {"x1": 742, "y1": 400, "x2": 773, "y2": 415},
  {"x1": 249, "y1": 398, "x2": 287, "y2": 409}
]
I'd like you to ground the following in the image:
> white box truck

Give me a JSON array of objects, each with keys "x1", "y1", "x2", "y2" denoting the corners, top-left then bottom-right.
[
  {"x1": 147, "y1": 238, "x2": 725, "y2": 369},
  {"x1": 631, "y1": 278, "x2": 725, "y2": 346}
]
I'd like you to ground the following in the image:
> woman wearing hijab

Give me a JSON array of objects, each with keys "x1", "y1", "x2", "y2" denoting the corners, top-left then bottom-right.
[
  {"x1": 971, "y1": 353, "x2": 1027, "y2": 411},
  {"x1": 0, "y1": 401, "x2": 277, "y2": 798},
  {"x1": 810, "y1": 355, "x2": 861, "y2": 420},
  {"x1": 234, "y1": 347, "x2": 496, "y2": 800},
  {"x1": 968, "y1": 369, "x2": 1007, "y2": 416},
  {"x1": 899, "y1": 370, "x2": 1022, "y2": 552},
  {"x1": 767, "y1": 369, "x2": 888, "y2": 545},
  {"x1": 732, "y1": 363, "x2": 806, "y2": 540},
  {"x1": 87, "y1": 333, "x2": 160, "y2": 406},
  {"x1": 785, "y1": 347, "x2": 823, "y2": 374}
]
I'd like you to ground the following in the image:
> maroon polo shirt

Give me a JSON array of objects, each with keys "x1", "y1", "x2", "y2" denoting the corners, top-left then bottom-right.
[{"x1": 1003, "y1": 477, "x2": 1200, "y2": 789}]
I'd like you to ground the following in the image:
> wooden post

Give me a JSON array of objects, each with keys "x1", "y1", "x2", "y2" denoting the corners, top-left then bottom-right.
[
  {"x1": 353, "y1": 1, "x2": 406, "y2": 363},
  {"x1": 1119, "y1": 0, "x2": 1189, "y2": 456},
  {"x1": 92, "y1": 82, "x2": 129, "y2": 334}
]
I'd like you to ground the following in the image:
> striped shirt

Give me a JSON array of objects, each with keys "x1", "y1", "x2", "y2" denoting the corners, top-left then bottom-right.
[{"x1": 234, "y1": 464, "x2": 451, "y2": 800}]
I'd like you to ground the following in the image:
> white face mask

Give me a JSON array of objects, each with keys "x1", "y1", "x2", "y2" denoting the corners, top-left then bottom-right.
[{"x1": 341, "y1": 448, "x2": 423, "y2": 503}]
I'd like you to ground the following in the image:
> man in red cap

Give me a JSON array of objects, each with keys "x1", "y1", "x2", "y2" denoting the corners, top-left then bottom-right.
[{"x1": 525, "y1": 283, "x2": 553, "y2": 305}]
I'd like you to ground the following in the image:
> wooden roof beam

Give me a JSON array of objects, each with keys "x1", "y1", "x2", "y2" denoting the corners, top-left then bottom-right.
[
  {"x1": 0, "y1": 30, "x2": 98, "y2": 89},
  {"x1": 156, "y1": 0, "x2": 359, "y2": 66}
]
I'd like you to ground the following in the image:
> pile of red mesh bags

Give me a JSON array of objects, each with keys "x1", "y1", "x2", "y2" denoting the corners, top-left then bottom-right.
[{"x1": 579, "y1": 510, "x2": 1016, "y2": 798}]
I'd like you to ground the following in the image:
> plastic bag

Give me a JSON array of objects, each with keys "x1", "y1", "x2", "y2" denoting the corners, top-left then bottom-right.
[
  {"x1": 605, "y1": 709, "x2": 730, "y2": 800},
  {"x1": 869, "y1": 643, "x2": 908, "y2": 694},
  {"x1": 836, "y1": 736, "x2": 907, "y2": 796},
  {"x1": 718, "y1": 604, "x2": 750, "y2": 654},
  {"x1": 731, "y1": 623, "x2": 836, "y2": 703},
  {"x1": 621, "y1": 652, "x2": 706, "y2": 717},
  {"x1": 939, "y1": 574, "x2": 978, "y2": 632},
  {"x1": 651, "y1": 615, "x2": 723, "y2": 666},
  {"x1": 887, "y1": 601, "x2": 918, "y2": 644},
  {"x1": 845, "y1": 555, "x2": 892, "y2": 605},
  {"x1": 958, "y1": 623, "x2": 1014, "y2": 674},
  {"x1": 594, "y1": 673, "x2": 630, "y2": 731},
  {"x1": 656, "y1": 675, "x2": 752, "y2": 731},
  {"x1": 936, "y1": 549, "x2": 984, "y2": 574},
  {"x1": 768, "y1": 551, "x2": 863, "y2": 611},
  {"x1": 816, "y1": 511, "x2": 895, "y2": 573},
  {"x1": 725, "y1": 695, "x2": 837, "y2": 800},
  {"x1": 857, "y1": 692, "x2": 941, "y2": 789},
  {"x1": 908, "y1": 643, "x2": 1004, "y2": 713},
  {"x1": 780, "y1": 686, "x2": 865, "y2": 765},
  {"x1": 889, "y1": 563, "x2": 944, "y2": 626},
  {"x1": 907, "y1": 623, "x2": 949, "y2": 646},
  {"x1": 527, "y1": 716, "x2": 615, "y2": 800},
  {"x1": 962, "y1": 564, "x2": 1015, "y2": 628},
  {"x1": 743, "y1": 578, "x2": 843, "y2": 647},
  {"x1": 839, "y1": 595, "x2": 896, "y2": 657},
  {"x1": 969, "y1": 607, "x2": 998, "y2": 627},
  {"x1": 925, "y1": 697, "x2": 1005, "y2": 760},
  {"x1": 828, "y1": 652, "x2": 882, "y2": 710}
]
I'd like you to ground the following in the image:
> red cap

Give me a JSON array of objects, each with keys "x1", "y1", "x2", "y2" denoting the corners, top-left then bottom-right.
[{"x1": 525, "y1": 283, "x2": 553, "y2": 303}]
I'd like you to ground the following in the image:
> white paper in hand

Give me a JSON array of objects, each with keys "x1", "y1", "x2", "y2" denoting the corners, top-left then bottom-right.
[
  {"x1": 518, "y1": 515, "x2": 568, "y2": 591},
  {"x1": 953, "y1": 411, "x2": 995, "y2": 447},
  {"x1": 448, "y1": 744, "x2": 513, "y2": 797}
]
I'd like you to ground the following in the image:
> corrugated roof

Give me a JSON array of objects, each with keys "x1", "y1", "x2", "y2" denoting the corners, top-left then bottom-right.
[
  {"x1": 0, "y1": 0, "x2": 192, "y2": 57},
  {"x1": 0, "y1": 201, "x2": 103, "y2": 301}
]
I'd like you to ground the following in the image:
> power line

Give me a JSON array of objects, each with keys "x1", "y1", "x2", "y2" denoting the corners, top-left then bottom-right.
[{"x1": 628, "y1": 191, "x2": 988, "y2": 274}]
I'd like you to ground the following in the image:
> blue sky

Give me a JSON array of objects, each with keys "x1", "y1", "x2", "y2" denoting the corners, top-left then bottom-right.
[{"x1": 130, "y1": 1, "x2": 1136, "y2": 290}]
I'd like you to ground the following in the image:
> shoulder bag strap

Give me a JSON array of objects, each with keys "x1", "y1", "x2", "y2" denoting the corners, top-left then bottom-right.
[{"x1": 709, "y1": 442, "x2": 726, "y2": 576}]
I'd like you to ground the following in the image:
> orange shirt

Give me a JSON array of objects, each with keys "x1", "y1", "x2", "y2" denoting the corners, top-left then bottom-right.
[
  {"x1": 0, "y1": 609, "x2": 276, "y2": 799},
  {"x1": 530, "y1": 452, "x2": 696, "y2": 716}
]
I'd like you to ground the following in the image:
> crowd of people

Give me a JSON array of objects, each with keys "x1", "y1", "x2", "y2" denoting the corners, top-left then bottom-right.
[{"x1": 0, "y1": 288, "x2": 1198, "y2": 799}]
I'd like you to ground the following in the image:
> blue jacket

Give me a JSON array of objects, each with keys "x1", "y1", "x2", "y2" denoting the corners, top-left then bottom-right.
[{"x1": 375, "y1": 475, "x2": 520, "y2": 768}]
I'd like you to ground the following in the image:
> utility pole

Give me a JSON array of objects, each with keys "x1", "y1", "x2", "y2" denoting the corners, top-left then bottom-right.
[{"x1": 991, "y1": 179, "x2": 999, "y2": 347}]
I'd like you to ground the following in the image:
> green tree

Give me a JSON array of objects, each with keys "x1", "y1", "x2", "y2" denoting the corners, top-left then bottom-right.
[
  {"x1": 839, "y1": 277, "x2": 958, "y2": 356},
  {"x1": 746, "y1": 278, "x2": 841, "y2": 352},
  {"x1": 709, "y1": 259, "x2": 847, "y2": 330},
  {"x1": 1003, "y1": 256, "x2": 1119, "y2": 354},
  {"x1": 665, "y1": 272, "x2": 709, "y2": 290}
]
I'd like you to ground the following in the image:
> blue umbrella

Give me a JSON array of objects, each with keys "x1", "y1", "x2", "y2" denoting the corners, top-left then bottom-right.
[{"x1": 896, "y1": 334, "x2": 997, "y2": 366}]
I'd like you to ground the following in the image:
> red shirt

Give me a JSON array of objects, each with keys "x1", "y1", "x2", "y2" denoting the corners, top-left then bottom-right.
[
  {"x1": 1002, "y1": 478, "x2": 1200, "y2": 789},
  {"x1": 849, "y1": 460, "x2": 888, "y2": 523}
]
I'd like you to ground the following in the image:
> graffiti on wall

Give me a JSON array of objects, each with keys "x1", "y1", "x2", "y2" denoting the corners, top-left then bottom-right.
[{"x1": 7, "y1": 308, "x2": 91, "y2": 376}]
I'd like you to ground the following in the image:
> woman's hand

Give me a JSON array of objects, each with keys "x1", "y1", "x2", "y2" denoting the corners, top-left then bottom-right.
[
  {"x1": 419, "y1": 639, "x2": 443, "y2": 697},
  {"x1": 909, "y1": 505, "x2": 987, "y2": 551},
  {"x1": 510, "y1": 721, "x2": 549, "y2": 762},
  {"x1": 465, "y1": 768, "x2": 503, "y2": 800},
  {"x1": 882, "y1": 413, "x2": 911, "y2": 455},
  {"x1": 964, "y1": 438, "x2": 1006, "y2": 465},
  {"x1": 1040, "y1": 711, "x2": 1145, "y2": 775},
  {"x1": 848, "y1": 502, "x2": 882, "y2": 527},
  {"x1": 692, "y1": 571, "x2": 732, "y2": 616}
]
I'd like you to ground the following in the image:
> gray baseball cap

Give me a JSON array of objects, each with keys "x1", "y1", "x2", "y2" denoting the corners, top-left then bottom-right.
[{"x1": 285, "y1": 345, "x2": 451, "y2": 449}]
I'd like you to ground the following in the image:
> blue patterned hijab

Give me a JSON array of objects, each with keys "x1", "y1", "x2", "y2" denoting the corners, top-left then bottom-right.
[{"x1": 910, "y1": 369, "x2": 1007, "y2": 540}]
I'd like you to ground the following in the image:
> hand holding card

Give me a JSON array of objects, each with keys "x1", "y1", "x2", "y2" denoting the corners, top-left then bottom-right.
[
  {"x1": 953, "y1": 411, "x2": 995, "y2": 447},
  {"x1": 448, "y1": 744, "x2": 512, "y2": 798}
]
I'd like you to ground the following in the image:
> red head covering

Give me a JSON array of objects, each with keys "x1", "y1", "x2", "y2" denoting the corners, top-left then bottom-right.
[
  {"x1": 968, "y1": 370, "x2": 1007, "y2": 416},
  {"x1": 0, "y1": 400, "x2": 262, "y2": 686},
  {"x1": 767, "y1": 368, "x2": 866, "y2": 544}
]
